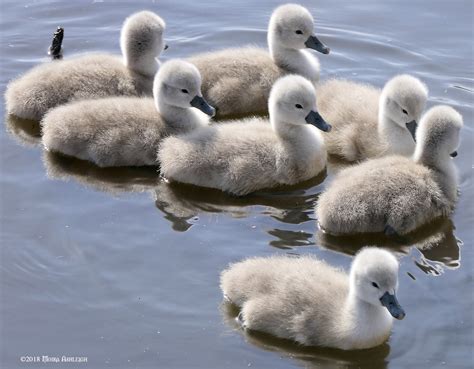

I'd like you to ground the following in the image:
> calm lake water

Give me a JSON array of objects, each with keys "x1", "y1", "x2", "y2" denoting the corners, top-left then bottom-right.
[{"x1": 1, "y1": 0, "x2": 473, "y2": 368}]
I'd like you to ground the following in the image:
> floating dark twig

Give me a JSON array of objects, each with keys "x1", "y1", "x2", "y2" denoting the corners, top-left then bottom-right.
[{"x1": 48, "y1": 26, "x2": 64, "y2": 60}]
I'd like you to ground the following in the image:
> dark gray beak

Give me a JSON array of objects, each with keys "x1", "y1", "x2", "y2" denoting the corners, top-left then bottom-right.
[
  {"x1": 190, "y1": 95, "x2": 215, "y2": 117},
  {"x1": 380, "y1": 291, "x2": 405, "y2": 320},
  {"x1": 305, "y1": 110, "x2": 332, "y2": 132},
  {"x1": 405, "y1": 120, "x2": 417, "y2": 142},
  {"x1": 304, "y1": 35, "x2": 330, "y2": 54},
  {"x1": 450, "y1": 151, "x2": 458, "y2": 158},
  {"x1": 164, "y1": 44, "x2": 169, "y2": 50}
]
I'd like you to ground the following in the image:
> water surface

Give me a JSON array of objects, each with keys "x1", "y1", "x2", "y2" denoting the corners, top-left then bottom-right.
[{"x1": 1, "y1": 0, "x2": 473, "y2": 368}]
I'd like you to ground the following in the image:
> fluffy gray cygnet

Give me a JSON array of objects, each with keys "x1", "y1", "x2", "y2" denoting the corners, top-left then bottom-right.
[
  {"x1": 5, "y1": 11, "x2": 166, "y2": 120},
  {"x1": 188, "y1": 3, "x2": 330, "y2": 118},
  {"x1": 220, "y1": 247, "x2": 405, "y2": 350},
  {"x1": 158, "y1": 74, "x2": 331, "y2": 195},
  {"x1": 317, "y1": 75, "x2": 428, "y2": 161},
  {"x1": 316, "y1": 105, "x2": 462, "y2": 236},
  {"x1": 41, "y1": 60, "x2": 214, "y2": 167}
]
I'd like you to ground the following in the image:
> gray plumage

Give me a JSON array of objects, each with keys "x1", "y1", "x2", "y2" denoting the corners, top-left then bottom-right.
[
  {"x1": 41, "y1": 60, "x2": 212, "y2": 167},
  {"x1": 317, "y1": 75, "x2": 428, "y2": 161},
  {"x1": 188, "y1": 4, "x2": 329, "y2": 118},
  {"x1": 316, "y1": 105, "x2": 463, "y2": 235},
  {"x1": 189, "y1": 47, "x2": 281, "y2": 119},
  {"x1": 220, "y1": 247, "x2": 403, "y2": 350},
  {"x1": 158, "y1": 75, "x2": 329, "y2": 196},
  {"x1": 5, "y1": 11, "x2": 166, "y2": 121}
]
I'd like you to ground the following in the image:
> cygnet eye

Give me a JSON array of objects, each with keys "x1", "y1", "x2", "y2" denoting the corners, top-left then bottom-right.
[
  {"x1": 295, "y1": 30, "x2": 303, "y2": 35},
  {"x1": 402, "y1": 108, "x2": 408, "y2": 115},
  {"x1": 371, "y1": 282, "x2": 379, "y2": 288},
  {"x1": 181, "y1": 89, "x2": 189, "y2": 94},
  {"x1": 295, "y1": 104, "x2": 303, "y2": 109}
]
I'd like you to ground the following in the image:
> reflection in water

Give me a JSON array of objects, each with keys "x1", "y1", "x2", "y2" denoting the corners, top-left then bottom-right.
[
  {"x1": 317, "y1": 218, "x2": 461, "y2": 276},
  {"x1": 42, "y1": 151, "x2": 322, "y2": 246},
  {"x1": 413, "y1": 220, "x2": 461, "y2": 276},
  {"x1": 4, "y1": 114, "x2": 41, "y2": 147},
  {"x1": 221, "y1": 302, "x2": 389, "y2": 369},
  {"x1": 41, "y1": 149, "x2": 461, "y2": 272},
  {"x1": 153, "y1": 174, "x2": 325, "y2": 243},
  {"x1": 1, "y1": 0, "x2": 472, "y2": 367},
  {"x1": 268, "y1": 229, "x2": 314, "y2": 249},
  {"x1": 42, "y1": 150, "x2": 158, "y2": 195}
]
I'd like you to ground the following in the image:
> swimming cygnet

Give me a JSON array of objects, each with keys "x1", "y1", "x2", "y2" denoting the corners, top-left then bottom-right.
[
  {"x1": 41, "y1": 60, "x2": 215, "y2": 167},
  {"x1": 5, "y1": 11, "x2": 166, "y2": 121},
  {"x1": 316, "y1": 105, "x2": 462, "y2": 236},
  {"x1": 220, "y1": 247, "x2": 405, "y2": 350},
  {"x1": 317, "y1": 74, "x2": 428, "y2": 161},
  {"x1": 158, "y1": 74, "x2": 331, "y2": 196},
  {"x1": 188, "y1": 3, "x2": 330, "y2": 118}
]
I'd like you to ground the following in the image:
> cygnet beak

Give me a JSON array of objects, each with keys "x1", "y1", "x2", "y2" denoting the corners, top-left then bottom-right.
[
  {"x1": 305, "y1": 110, "x2": 332, "y2": 132},
  {"x1": 405, "y1": 120, "x2": 417, "y2": 142},
  {"x1": 380, "y1": 291, "x2": 405, "y2": 320},
  {"x1": 450, "y1": 151, "x2": 458, "y2": 158},
  {"x1": 164, "y1": 44, "x2": 169, "y2": 50},
  {"x1": 190, "y1": 95, "x2": 216, "y2": 117},
  {"x1": 304, "y1": 35, "x2": 330, "y2": 54}
]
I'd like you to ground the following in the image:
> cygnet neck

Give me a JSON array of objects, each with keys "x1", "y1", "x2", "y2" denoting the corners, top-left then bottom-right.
[
  {"x1": 414, "y1": 140, "x2": 458, "y2": 202},
  {"x1": 127, "y1": 54, "x2": 160, "y2": 78},
  {"x1": 268, "y1": 37, "x2": 319, "y2": 82},
  {"x1": 269, "y1": 42, "x2": 299, "y2": 66},
  {"x1": 378, "y1": 105, "x2": 416, "y2": 156},
  {"x1": 270, "y1": 115, "x2": 305, "y2": 141},
  {"x1": 414, "y1": 135, "x2": 457, "y2": 172},
  {"x1": 343, "y1": 289, "x2": 392, "y2": 346},
  {"x1": 346, "y1": 290, "x2": 381, "y2": 316},
  {"x1": 156, "y1": 97, "x2": 196, "y2": 129}
]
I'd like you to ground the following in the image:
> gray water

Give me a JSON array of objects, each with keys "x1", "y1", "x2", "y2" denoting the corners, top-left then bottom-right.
[{"x1": 1, "y1": 0, "x2": 473, "y2": 368}]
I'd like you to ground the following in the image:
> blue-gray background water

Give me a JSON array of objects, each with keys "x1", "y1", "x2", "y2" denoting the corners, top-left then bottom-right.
[{"x1": 0, "y1": 0, "x2": 473, "y2": 368}]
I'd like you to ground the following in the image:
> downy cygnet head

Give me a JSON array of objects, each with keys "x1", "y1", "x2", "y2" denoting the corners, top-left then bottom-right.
[
  {"x1": 380, "y1": 74, "x2": 428, "y2": 141},
  {"x1": 268, "y1": 4, "x2": 330, "y2": 54},
  {"x1": 153, "y1": 60, "x2": 215, "y2": 116},
  {"x1": 269, "y1": 75, "x2": 331, "y2": 132},
  {"x1": 350, "y1": 248, "x2": 405, "y2": 320},
  {"x1": 121, "y1": 11, "x2": 167, "y2": 77},
  {"x1": 415, "y1": 105, "x2": 463, "y2": 159}
]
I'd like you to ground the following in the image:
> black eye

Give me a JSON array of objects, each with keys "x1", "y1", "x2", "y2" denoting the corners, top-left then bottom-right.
[
  {"x1": 402, "y1": 109, "x2": 408, "y2": 115},
  {"x1": 181, "y1": 89, "x2": 189, "y2": 94},
  {"x1": 295, "y1": 104, "x2": 303, "y2": 109},
  {"x1": 372, "y1": 282, "x2": 379, "y2": 288},
  {"x1": 295, "y1": 30, "x2": 303, "y2": 35}
]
